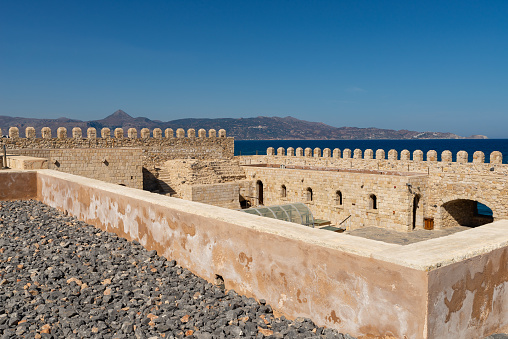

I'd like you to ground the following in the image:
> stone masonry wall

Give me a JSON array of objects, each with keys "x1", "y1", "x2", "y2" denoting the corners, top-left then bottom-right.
[
  {"x1": 185, "y1": 182, "x2": 243, "y2": 209},
  {"x1": 239, "y1": 147, "x2": 508, "y2": 229},
  {"x1": 9, "y1": 148, "x2": 143, "y2": 189},
  {"x1": 1, "y1": 126, "x2": 233, "y2": 191},
  {"x1": 242, "y1": 165, "x2": 426, "y2": 231}
]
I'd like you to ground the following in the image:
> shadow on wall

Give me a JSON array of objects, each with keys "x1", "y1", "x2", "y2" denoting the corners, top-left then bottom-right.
[{"x1": 442, "y1": 199, "x2": 494, "y2": 228}]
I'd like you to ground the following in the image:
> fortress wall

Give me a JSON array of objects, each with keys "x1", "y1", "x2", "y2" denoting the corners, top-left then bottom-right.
[
  {"x1": 242, "y1": 165, "x2": 425, "y2": 231},
  {"x1": 240, "y1": 148, "x2": 507, "y2": 175},
  {"x1": 426, "y1": 246, "x2": 508, "y2": 338},
  {"x1": 187, "y1": 182, "x2": 242, "y2": 209},
  {"x1": 30, "y1": 170, "x2": 429, "y2": 338},
  {"x1": 1, "y1": 170, "x2": 505, "y2": 338},
  {"x1": 8, "y1": 148, "x2": 143, "y2": 189},
  {"x1": 240, "y1": 152, "x2": 508, "y2": 228},
  {"x1": 0, "y1": 127, "x2": 234, "y2": 163},
  {"x1": 1, "y1": 126, "x2": 234, "y2": 191},
  {"x1": 0, "y1": 171, "x2": 37, "y2": 200}
]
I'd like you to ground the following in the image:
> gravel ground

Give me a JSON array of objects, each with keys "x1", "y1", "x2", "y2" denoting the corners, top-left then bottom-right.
[{"x1": 0, "y1": 200, "x2": 355, "y2": 339}]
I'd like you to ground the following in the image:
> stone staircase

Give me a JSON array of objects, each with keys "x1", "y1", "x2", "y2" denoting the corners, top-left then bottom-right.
[
  {"x1": 157, "y1": 167, "x2": 178, "y2": 196},
  {"x1": 207, "y1": 160, "x2": 246, "y2": 182}
]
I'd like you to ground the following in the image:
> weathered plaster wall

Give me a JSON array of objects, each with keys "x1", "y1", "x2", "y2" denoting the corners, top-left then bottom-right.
[
  {"x1": 427, "y1": 247, "x2": 508, "y2": 338},
  {"x1": 1, "y1": 170, "x2": 507, "y2": 338},
  {"x1": 34, "y1": 170, "x2": 429, "y2": 338},
  {"x1": 242, "y1": 165, "x2": 427, "y2": 231},
  {"x1": 0, "y1": 170, "x2": 37, "y2": 200}
]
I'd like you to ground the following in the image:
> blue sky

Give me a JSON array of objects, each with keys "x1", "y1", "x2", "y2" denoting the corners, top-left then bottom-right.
[{"x1": 1, "y1": 1, "x2": 507, "y2": 138}]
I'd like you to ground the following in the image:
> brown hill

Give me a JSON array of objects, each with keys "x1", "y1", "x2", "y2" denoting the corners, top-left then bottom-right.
[{"x1": 0, "y1": 110, "x2": 481, "y2": 140}]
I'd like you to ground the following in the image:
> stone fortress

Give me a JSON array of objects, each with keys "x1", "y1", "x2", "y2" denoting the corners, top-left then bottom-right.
[
  {"x1": 2, "y1": 125, "x2": 507, "y2": 231},
  {"x1": 1, "y1": 124, "x2": 508, "y2": 338}
]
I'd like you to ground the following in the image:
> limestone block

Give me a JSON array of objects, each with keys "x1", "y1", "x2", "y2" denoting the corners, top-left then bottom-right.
[
  {"x1": 277, "y1": 147, "x2": 285, "y2": 156},
  {"x1": 296, "y1": 147, "x2": 304, "y2": 157},
  {"x1": 0, "y1": 128, "x2": 2, "y2": 137},
  {"x1": 364, "y1": 149, "x2": 374, "y2": 159},
  {"x1": 114, "y1": 128, "x2": 123, "y2": 138},
  {"x1": 400, "y1": 149, "x2": 410, "y2": 161},
  {"x1": 343, "y1": 149, "x2": 351, "y2": 159},
  {"x1": 85, "y1": 128, "x2": 96, "y2": 139},
  {"x1": 441, "y1": 150, "x2": 452, "y2": 162},
  {"x1": 411, "y1": 150, "x2": 423, "y2": 162},
  {"x1": 388, "y1": 149, "x2": 398, "y2": 160},
  {"x1": 219, "y1": 129, "x2": 226, "y2": 138},
  {"x1": 314, "y1": 148, "x2": 321, "y2": 157},
  {"x1": 153, "y1": 128, "x2": 162, "y2": 139},
  {"x1": 176, "y1": 128, "x2": 185, "y2": 138},
  {"x1": 323, "y1": 148, "x2": 332, "y2": 157},
  {"x1": 427, "y1": 150, "x2": 437, "y2": 161},
  {"x1": 332, "y1": 148, "x2": 341, "y2": 158},
  {"x1": 267, "y1": 147, "x2": 275, "y2": 156},
  {"x1": 9, "y1": 127, "x2": 19, "y2": 138},
  {"x1": 25, "y1": 127, "x2": 36, "y2": 139},
  {"x1": 198, "y1": 129, "x2": 206, "y2": 138},
  {"x1": 141, "y1": 128, "x2": 150, "y2": 138},
  {"x1": 353, "y1": 149, "x2": 362, "y2": 159},
  {"x1": 287, "y1": 147, "x2": 295, "y2": 156},
  {"x1": 57, "y1": 127, "x2": 67, "y2": 139},
  {"x1": 187, "y1": 128, "x2": 196, "y2": 138},
  {"x1": 128, "y1": 128, "x2": 137, "y2": 138},
  {"x1": 72, "y1": 127, "x2": 82, "y2": 138},
  {"x1": 101, "y1": 128, "x2": 110, "y2": 138},
  {"x1": 304, "y1": 147, "x2": 312, "y2": 157},
  {"x1": 209, "y1": 129, "x2": 217, "y2": 138},
  {"x1": 375, "y1": 149, "x2": 385, "y2": 159},
  {"x1": 456, "y1": 151, "x2": 468, "y2": 163},
  {"x1": 473, "y1": 151, "x2": 485, "y2": 163},
  {"x1": 41, "y1": 127, "x2": 51, "y2": 139},
  {"x1": 490, "y1": 151, "x2": 503, "y2": 164},
  {"x1": 165, "y1": 128, "x2": 174, "y2": 138}
]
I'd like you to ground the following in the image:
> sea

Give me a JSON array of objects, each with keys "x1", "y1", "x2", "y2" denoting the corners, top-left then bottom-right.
[{"x1": 235, "y1": 139, "x2": 508, "y2": 164}]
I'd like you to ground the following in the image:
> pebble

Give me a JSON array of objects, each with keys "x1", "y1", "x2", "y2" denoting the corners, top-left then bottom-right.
[
  {"x1": 0, "y1": 200, "x2": 353, "y2": 338},
  {"x1": 1, "y1": 200, "x2": 506, "y2": 339}
]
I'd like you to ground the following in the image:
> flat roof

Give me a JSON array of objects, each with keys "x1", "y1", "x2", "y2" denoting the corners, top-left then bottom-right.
[{"x1": 242, "y1": 163, "x2": 427, "y2": 177}]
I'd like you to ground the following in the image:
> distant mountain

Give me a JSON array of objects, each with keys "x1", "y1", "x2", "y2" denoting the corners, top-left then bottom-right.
[{"x1": 0, "y1": 110, "x2": 486, "y2": 140}]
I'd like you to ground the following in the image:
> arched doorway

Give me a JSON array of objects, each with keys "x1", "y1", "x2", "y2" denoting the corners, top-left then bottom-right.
[
  {"x1": 256, "y1": 180, "x2": 264, "y2": 206},
  {"x1": 412, "y1": 194, "x2": 420, "y2": 230},
  {"x1": 440, "y1": 199, "x2": 494, "y2": 228}
]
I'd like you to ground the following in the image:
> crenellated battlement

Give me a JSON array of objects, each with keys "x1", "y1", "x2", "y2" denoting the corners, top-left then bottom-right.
[
  {"x1": 266, "y1": 147, "x2": 504, "y2": 164},
  {"x1": 1, "y1": 126, "x2": 233, "y2": 192},
  {"x1": 1, "y1": 126, "x2": 227, "y2": 139}
]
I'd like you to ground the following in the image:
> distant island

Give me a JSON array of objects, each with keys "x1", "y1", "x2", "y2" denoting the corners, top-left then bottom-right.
[{"x1": 0, "y1": 110, "x2": 487, "y2": 140}]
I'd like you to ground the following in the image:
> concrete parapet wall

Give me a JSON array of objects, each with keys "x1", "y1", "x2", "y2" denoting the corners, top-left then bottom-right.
[{"x1": 0, "y1": 170, "x2": 505, "y2": 338}]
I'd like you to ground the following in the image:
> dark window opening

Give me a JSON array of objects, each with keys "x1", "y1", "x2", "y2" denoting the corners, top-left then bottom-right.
[
  {"x1": 369, "y1": 194, "x2": 377, "y2": 210},
  {"x1": 336, "y1": 190, "x2": 343, "y2": 205},
  {"x1": 306, "y1": 187, "x2": 313, "y2": 202},
  {"x1": 281, "y1": 185, "x2": 287, "y2": 198}
]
